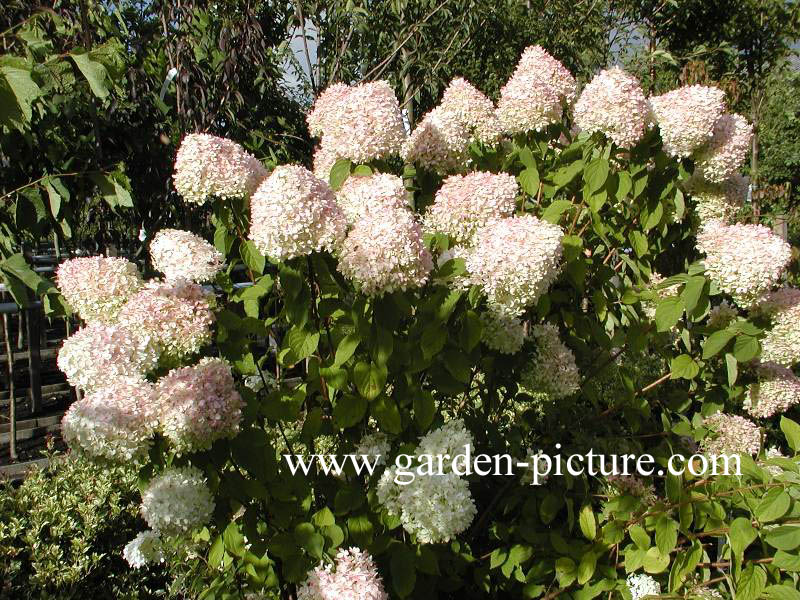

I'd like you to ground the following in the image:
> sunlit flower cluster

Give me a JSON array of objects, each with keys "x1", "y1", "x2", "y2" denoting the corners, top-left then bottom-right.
[
  {"x1": 687, "y1": 174, "x2": 748, "y2": 226},
  {"x1": 754, "y1": 288, "x2": 800, "y2": 367},
  {"x1": 61, "y1": 377, "x2": 157, "y2": 462},
  {"x1": 173, "y1": 133, "x2": 268, "y2": 204},
  {"x1": 297, "y1": 547, "x2": 388, "y2": 600},
  {"x1": 156, "y1": 358, "x2": 243, "y2": 453},
  {"x1": 480, "y1": 313, "x2": 526, "y2": 354},
  {"x1": 497, "y1": 45, "x2": 576, "y2": 134},
  {"x1": 250, "y1": 165, "x2": 346, "y2": 261},
  {"x1": 762, "y1": 447, "x2": 787, "y2": 478},
  {"x1": 336, "y1": 173, "x2": 409, "y2": 224},
  {"x1": 694, "y1": 114, "x2": 753, "y2": 183},
  {"x1": 123, "y1": 530, "x2": 164, "y2": 568},
  {"x1": 377, "y1": 420, "x2": 476, "y2": 544},
  {"x1": 701, "y1": 413, "x2": 760, "y2": 457},
  {"x1": 707, "y1": 300, "x2": 738, "y2": 329},
  {"x1": 140, "y1": 466, "x2": 215, "y2": 535},
  {"x1": 58, "y1": 323, "x2": 159, "y2": 392},
  {"x1": 744, "y1": 362, "x2": 800, "y2": 419},
  {"x1": 55, "y1": 256, "x2": 142, "y2": 323},
  {"x1": 423, "y1": 172, "x2": 518, "y2": 244},
  {"x1": 355, "y1": 432, "x2": 392, "y2": 467},
  {"x1": 459, "y1": 215, "x2": 563, "y2": 316},
  {"x1": 403, "y1": 78, "x2": 501, "y2": 173},
  {"x1": 573, "y1": 67, "x2": 649, "y2": 148},
  {"x1": 337, "y1": 207, "x2": 432, "y2": 295},
  {"x1": 696, "y1": 222, "x2": 791, "y2": 307},
  {"x1": 521, "y1": 323, "x2": 580, "y2": 399},
  {"x1": 649, "y1": 85, "x2": 726, "y2": 157},
  {"x1": 150, "y1": 229, "x2": 224, "y2": 283},
  {"x1": 627, "y1": 573, "x2": 661, "y2": 600},
  {"x1": 307, "y1": 81, "x2": 407, "y2": 165},
  {"x1": 118, "y1": 281, "x2": 215, "y2": 359}
]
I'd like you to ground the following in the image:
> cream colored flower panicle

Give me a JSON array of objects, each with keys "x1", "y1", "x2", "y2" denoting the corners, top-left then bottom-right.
[
  {"x1": 57, "y1": 323, "x2": 159, "y2": 392},
  {"x1": 150, "y1": 229, "x2": 223, "y2": 283},
  {"x1": 55, "y1": 256, "x2": 142, "y2": 323},
  {"x1": 438, "y1": 78, "x2": 503, "y2": 144},
  {"x1": 701, "y1": 413, "x2": 760, "y2": 456},
  {"x1": 480, "y1": 313, "x2": 526, "y2": 354},
  {"x1": 753, "y1": 287, "x2": 800, "y2": 367},
  {"x1": 522, "y1": 323, "x2": 580, "y2": 399},
  {"x1": 744, "y1": 362, "x2": 800, "y2": 419},
  {"x1": 696, "y1": 221, "x2": 791, "y2": 307},
  {"x1": 573, "y1": 67, "x2": 649, "y2": 148},
  {"x1": 497, "y1": 45, "x2": 576, "y2": 134},
  {"x1": 173, "y1": 133, "x2": 268, "y2": 204},
  {"x1": 307, "y1": 81, "x2": 407, "y2": 165},
  {"x1": 694, "y1": 114, "x2": 753, "y2": 183},
  {"x1": 249, "y1": 165, "x2": 346, "y2": 261},
  {"x1": 423, "y1": 171, "x2": 518, "y2": 245},
  {"x1": 297, "y1": 547, "x2": 388, "y2": 600},
  {"x1": 649, "y1": 85, "x2": 726, "y2": 157},
  {"x1": 61, "y1": 377, "x2": 157, "y2": 462},
  {"x1": 123, "y1": 531, "x2": 164, "y2": 568},
  {"x1": 140, "y1": 466, "x2": 215, "y2": 535},
  {"x1": 336, "y1": 173, "x2": 409, "y2": 224},
  {"x1": 686, "y1": 174, "x2": 748, "y2": 226},
  {"x1": 337, "y1": 206, "x2": 433, "y2": 296},
  {"x1": 459, "y1": 215, "x2": 564, "y2": 316}
]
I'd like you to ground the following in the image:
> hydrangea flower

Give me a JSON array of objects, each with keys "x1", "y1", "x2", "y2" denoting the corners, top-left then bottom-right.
[
  {"x1": 416, "y1": 419, "x2": 473, "y2": 459},
  {"x1": 58, "y1": 323, "x2": 159, "y2": 392},
  {"x1": 573, "y1": 67, "x2": 649, "y2": 148},
  {"x1": 696, "y1": 222, "x2": 791, "y2": 307},
  {"x1": 249, "y1": 165, "x2": 347, "y2": 261},
  {"x1": 173, "y1": 133, "x2": 268, "y2": 204},
  {"x1": 521, "y1": 323, "x2": 580, "y2": 399},
  {"x1": 480, "y1": 313, "x2": 526, "y2": 354},
  {"x1": 626, "y1": 573, "x2": 661, "y2": 600},
  {"x1": 297, "y1": 547, "x2": 388, "y2": 600},
  {"x1": 123, "y1": 531, "x2": 164, "y2": 568},
  {"x1": 336, "y1": 173, "x2": 409, "y2": 224},
  {"x1": 701, "y1": 413, "x2": 760, "y2": 457},
  {"x1": 55, "y1": 256, "x2": 142, "y2": 323},
  {"x1": 459, "y1": 215, "x2": 563, "y2": 316},
  {"x1": 606, "y1": 475, "x2": 657, "y2": 504},
  {"x1": 423, "y1": 172, "x2": 518, "y2": 244},
  {"x1": 754, "y1": 288, "x2": 800, "y2": 367},
  {"x1": 744, "y1": 362, "x2": 800, "y2": 419},
  {"x1": 61, "y1": 377, "x2": 157, "y2": 462},
  {"x1": 117, "y1": 281, "x2": 215, "y2": 359},
  {"x1": 149, "y1": 229, "x2": 224, "y2": 283},
  {"x1": 687, "y1": 174, "x2": 748, "y2": 226},
  {"x1": 355, "y1": 432, "x2": 392, "y2": 467},
  {"x1": 140, "y1": 466, "x2": 215, "y2": 535},
  {"x1": 649, "y1": 85, "x2": 726, "y2": 157},
  {"x1": 337, "y1": 206, "x2": 432, "y2": 296},
  {"x1": 156, "y1": 358, "x2": 244, "y2": 453},
  {"x1": 497, "y1": 45, "x2": 576, "y2": 134},
  {"x1": 307, "y1": 81, "x2": 407, "y2": 165},
  {"x1": 694, "y1": 113, "x2": 753, "y2": 183}
]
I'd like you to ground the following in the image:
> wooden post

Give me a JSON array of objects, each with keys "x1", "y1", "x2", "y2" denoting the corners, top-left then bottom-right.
[
  {"x1": 3, "y1": 312, "x2": 16, "y2": 461},
  {"x1": 26, "y1": 305, "x2": 42, "y2": 415}
]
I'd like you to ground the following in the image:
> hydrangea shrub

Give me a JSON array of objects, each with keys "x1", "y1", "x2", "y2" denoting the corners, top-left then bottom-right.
[{"x1": 49, "y1": 45, "x2": 800, "y2": 599}]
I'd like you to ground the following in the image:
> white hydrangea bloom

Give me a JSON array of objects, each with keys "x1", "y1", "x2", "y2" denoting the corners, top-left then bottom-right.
[
  {"x1": 140, "y1": 466, "x2": 215, "y2": 535},
  {"x1": 355, "y1": 432, "x2": 391, "y2": 467},
  {"x1": 753, "y1": 288, "x2": 800, "y2": 367},
  {"x1": 150, "y1": 229, "x2": 224, "y2": 283},
  {"x1": 694, "y1": 113, "x2": 753, "y2": 183},
  {"x1": 55, "y1": 256, "x2": 143, "y2": 323},
  {"x1": 521, "y1": 324, "x2": 580, "y2": 399},
  {"x1": 336, "y1": 173, "x2": 409, "y2": 224},
  {"x1": 744, "y1": 362, "x2": 800, "y2": 419},
  {"x1": 626, "y1": 573, "x2": 661, "y2": 600},
  {"x1": 123, "y1": 530, "x2": 164, "y2": 568},
  {"x1": 649, "y1": 85, "x2": 726, "y2": 157},
  {"x1": 480, "y1": 313, "x2": 526, "y2": 354}
]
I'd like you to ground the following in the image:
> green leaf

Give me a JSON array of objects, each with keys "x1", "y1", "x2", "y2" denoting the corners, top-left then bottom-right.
[
  {"x1": 729, "y1": 517, "x2": 757, "y2": 560},
  {"x1": 780, "y1": 416, "x2": 800, "y2": 452},
  {"x1": 773, "y1": 550, "x2": 800, "y2": 571},
  {"x1": 736, "y1": 564, "x2": 767, "y2": 600},
  {"x1": 655, "y1": 516, "x2": 678, "y2": 557},
  {"x1": 670, "y1": 354, "x2": 699, "y2": 380},
  {"x1": 334, "y1": 333, "x2": 361, "y2": 366},
  {"x1": 461, "y1": 310, "x2": 482, "y2": 351},
  {"x1": 629, "y1": 525, "x2": 650, "y2": 550},
  {"x1": 765, "y1": 526, "x2": 800, "y2": 551},
  {"x1": 519, "y1": 167, "x2": 540, "y2": 196},
  {"x1": 372, "y1": 395, "x2": 402, "y2": 434},
  {"x1": 391, "y1": 545, "x2": 416, "y2": 598},
  {"x1": 208, "y1": 535, "x2": 225, "y2": 568},
  {"x1": 541, "y1": 200, "x2": 573, "y2": 224},
  {"x1": 286, "y1": 326, "x2": 319, "y2": 361},
  {"x1": 642, "y1": 547, "x2": 670, "y2": 574},
  {"x1": 576, "y1": 551, "x2": 597, "y2": 585},
  {"x1": 413, "y1": 390, "x2": 435, "y2": 430},
  {"x1": 518, "y1": 146, "x2": 536, "y2": 169},
  {"x1": 0, "y1": 58, "x2": 40, "y2": 123},
  {"x1": 334, "y1": 394, "x2": 367, "y2": 428},
  {"x1": 421, "y1": 325, "x2": 447, "y2": 359},
  {"x1": 583, "y1": 157, "x2": 609, "y2": 193},
  {"x1": 629, "y1": 231, "x2": 648, "y2": 257},
  {"x1": 726, "y1": 353, "x2": 738, "y2": 386},
  {"x1": 578, "y1": 504, "x2": 596, "y2": 540},
  {"x1": 680, "y1": 276, "x2": 706, "y2": 313},
  {"x1": 240, "y1": 241, "x2": 266, "y2": 275},
  {"x1": 555, "y1": 557, "x2": 577, "y2": 587},
  {"x1": 223, "y1": 523, "x2": 246, "y2": 557},
  {"x1": 552, "y1": 160, "x2": 584, "y2": 188},
  {"x1": 655, "y1": 296, "x2": 684, "y2": 332},
  {"x1": 353, "y1": 361, "x2": 387, "y2": 400},
  {"x1": 755, "y1": 489, "x2": 791, "y2": 522},
  {"x1": 733, "y1": 335, "x2": 760, "y2": 362},
  {"x1": 329, "y1": 158, "x2": 351, "y2": 190},
  {"x1": 70, "y1": 51, "x2": 110, "y2": 98},
  {"x1": 765, "y1": 585, "x2": 800, "y2": 600},
  {"x1": 45, "y1": 182, "x2": 61, "y2": 218}
]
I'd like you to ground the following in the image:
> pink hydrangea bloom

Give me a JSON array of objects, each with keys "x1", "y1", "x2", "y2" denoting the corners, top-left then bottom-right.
[
  {"x1": 573, "y1": 67, "x2": 649, "y2": 148},
  {"x1": 744, "y1": 362, "x2": 800, "y2": 419},
  {"x1": 150, "y1": 229, "x2": 224, "y2": 283},
  {"x1": 694, "y1": 114, "x2": 753, "y2": 183},
  {"x1": 701, "y1": 413, "x2": 760, "y2": 457},
  {"x1": 156, "y1": 357, "x2": 243, "y2": 452},
  {"x1": 336, "y1": 173, "x2": 409, "y2": 224},
  {"x1": 297, "y1": 547, "x2": 388, "y2": 600},
  {"x1": 458, "y1": 215, "x2": 564, "y2": 316},
  {"x1": 249, "y1": 165, "x2": 347, "y2": 261},
  {"x1": 338, "y1": 207, "x2": 433, "y2": 296},
  {"x1": 56, "y1": 256, "x2": 142, "y2": 323},
  {"x1": 752, "y1": 288, "x2": 800, "y2": 367},
  {"x1": 649, "y1": 85, "x2": 726, "y2": 157},
  {"x1": 423, "y1": 171, "x2": 518, "y2": 244},
  {"x1": 497, "y1": 45, "x2": 576, "y2": 134},
  {"x1": 696, "y1": 222, "x2": 791, "y2": 307},
  {"x1": 173, "y1": 133, "x2": 268, "y2": 204}
]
